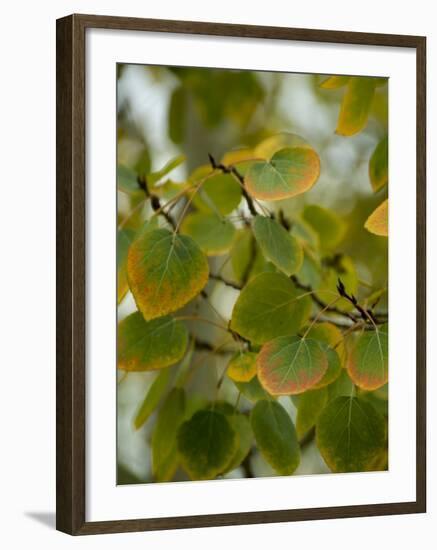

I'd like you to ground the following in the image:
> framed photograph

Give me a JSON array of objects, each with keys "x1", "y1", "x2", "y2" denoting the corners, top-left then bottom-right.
[{"x1": 56, "y1": 14, "x2": 426, "y2": 535}]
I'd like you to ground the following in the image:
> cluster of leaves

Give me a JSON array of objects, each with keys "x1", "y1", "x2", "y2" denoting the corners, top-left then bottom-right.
[{"x1": 117, "y1": 75, "x2": 389, "y2": 483}]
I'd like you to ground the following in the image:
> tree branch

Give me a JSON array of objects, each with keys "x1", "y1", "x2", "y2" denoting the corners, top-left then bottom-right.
[
  {"x1": 208, "y1": 153, "x2": 258, "y2": 216},
  {"x1": 137, "y1": 175, "x2": 176, "y2": 229}
]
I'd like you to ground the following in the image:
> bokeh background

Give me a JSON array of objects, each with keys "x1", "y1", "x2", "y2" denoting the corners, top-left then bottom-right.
[{"x1": 117, "y1": 64, "x2": 388, "y2": 483}]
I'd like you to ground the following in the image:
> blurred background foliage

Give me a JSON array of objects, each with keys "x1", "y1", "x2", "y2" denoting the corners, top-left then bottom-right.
[{"x1": 117, "y1": 64, "x2": 388, "y2": 484}]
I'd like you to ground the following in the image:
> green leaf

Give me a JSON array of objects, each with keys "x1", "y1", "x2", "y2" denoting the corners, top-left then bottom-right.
[
  {"x1": 234, "y1": 376, "x2": 272, "y2": 403},
  {"x1": 117, "y1": 164, "x2": 140, "y2": 194},
  {"x1": 134, "y1": 368, "x2": 171, "y2": 430},
  {"x1": 117, "y1": 312, "x2": 188, "y2": 371},
  {"x1": 227, "y1": 352, "x2": 258, "y2": 383},
  {"x1": 369, "y1": 136, "x2": 388, "y2": 192},
  {"x1": 327, "y1": 369, "x2": 355, "y2": 402},
  {"x1": 152, "y1": 388, "x2": 186, "y2": 482},
  {"x1": 134, "y1": 148, "x2": 151, "y2": 177},
  {"x1": 117, "y1": 229, "x2": 135, "y2": 303},
  {"x1": 347, "y1": 324, "x2": 388, "y2": 390},
  {"x1": 224, "y1": 413, "x2": 253, "y2": 473},
  {"x1": 258, "y1": 335, "x2": 328, "y2": 396},
  {"x1": 245, "y1": 146, "x2": 320, "y2": 201},
  {"x1": 365, "y1": 199, "x2": 388, "y2": 237},
  {"x1": 254, "y1": 132, "x2": 311, "y2": 160},
  {"x1": 230, "y1": 272, "x2": 312, "y2": 344},
  {"x1": 252, "y1": 216, "x2": 303, "y2": 276},
  {"x1": 148, "y1": 155, "x2": 186, "y2": 186},
  {"x1": 180, "y1": 212, "x2": 236, "y2": 256},
  {"x1": 320, "y1": 75, "x2": 350, "y2": 89},
  {"x1": 251, "y1": 400, "x2": 300, "y2": 475},
  {"x1": 192, "y1": 172, "x2": 242, "y2": 215},
  {"x1": 230, "y1": 229, "x2": 254, "y2": 284},
  {"x1": 316, "y1": 396, "x2": 386, "y2": 472},
  {"x1": 296, "y1": 387, "x2": 328, "y2": 439},
  {"x1": 168, "y1": 86, "x2": 186, "y2": 144},
  {"x1": 306, "y1": 322, "x2": 343, "y2": 385},
  {"x1": 317, "y1": 254, "x2": 358, "y2": 312},
  {"x1": 127, "y1": 228, "x2": 209, "y2": 320},
  {"x1": 302, "y1": 205, "x2": 346, "y2": 251},
  {"x1": 336, "y1": 77, "x2": 376, "y2": 136},
  {"x1": 177, "y1": 409, "x2": 238, "y2": 480}
]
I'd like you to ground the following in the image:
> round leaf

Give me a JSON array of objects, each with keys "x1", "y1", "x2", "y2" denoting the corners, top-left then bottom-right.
[
  {"x1": 227, "y1": 352, "x2": 258, "y2": 383},
  {"x1": 251, "y1": 400, "x2": 300, "y2": 475},
  {"x1": 192, "y1": 172, "x2": 242, "y2": 215},
  {"x1": 347, "y1": 324, "x2": 388, "y2": 390},
  {"x1": 316, "y1": 396, "x2": 387, "y2": 472},
  {"x1": 180, "y1": 212, "x2": 236, "y2": 256},
  {"x1": 245, "y1": 147, "x2": 320, "y2": 201},
  {"x1": 369, "y1": 136, "x2": 388, "y2": 192},
  {"x1": 258, "y1": 335, "x2": 328, "y2": 396},
  {"x1": 118, "y1": 312, "x2": 188, "y2": 371},
  {"x1": 365, "y1": 199, "x2": 388, "y2": 237},
  {"x1": 230, "y1": 272, "x2": 312, "y2": 344},
  {"x1": 177, "y1": 410, "x2": 238, "y2": 480},
  {"x1": 127, "y1": 228, "x2": 209, "y2": 320},
  {"x1": 252, "y1": 216, "x2": 303, "y2": 276}
]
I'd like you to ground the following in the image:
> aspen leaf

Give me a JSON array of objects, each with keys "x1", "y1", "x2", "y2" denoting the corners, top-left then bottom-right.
[
  {"x1": 347, "y1": 324, "x2": 388, "y2": 390},
  {"x1": 306, "y1": 322, "x2": 344, "y2": 384},
  {"x1": 230, "y1": 272, "x2": 312, "y2": 344},
  {"x1": 227, "y1": 352, "x2": 258, "y2": 383},
  {"x1": 180, "y1": 212, "x2": 236, "y2": 256},
  {"x1": 251, "y1": 400, "x2": 300, "y2": 475},
  {"x1": 177, "y1": 410, "x2": 238, "y2": 480},
  {"x1": 117, "y1": 229, "x2": 135, "y2": 303},
  {"x1": 152, "y1": 388, "x2": 186, "y2": 482},
  {"x1": 127, "y1": 228, "x2": 209, "y2": 320},
  {"x1": 296, "y1": 387, "x2": 328, "y2": 439},
  {"x1": 118, "y1": 312, "x2": 188, "y2": 372},
  {"x1": 316, "y1": 396, "x2": 386, "y2": 472},
  {"x1": 258, "y1": 336, "x2": 328, "y2": 396},
  {"x1": 369, "y1": 136, "x2": 388, "y2": 192},
  {"x1": 245, "y1": 145, "x2": 320, "y2": 201},
  {"x1": 320, "y1": 75, "x2": 350, "y2": 89},
  {"x1": 234, "y1": 376, "x2": 272, "y2": 403},
  {"x1": 192, "y1": 172, "x2": 242, "y2": 215},
  {"x1": 365, "y1": 199, "x2": 388, "y2": 237},
  {"x1": 252, "y1": 215, "x2": 303, "y2": 276},
  {"x1": 303, "y1": 205, "x2": 346, "y2": 251},
  {"x1": 134, "y1": 368, "x2": 171, "y2": 430},
  {"x1": 336, "y1": 77, "x2": 376, "y2": 136}
]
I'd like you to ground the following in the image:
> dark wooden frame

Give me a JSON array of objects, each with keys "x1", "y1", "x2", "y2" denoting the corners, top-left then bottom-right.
[{"x1": 56, "y1": 13, "x2": 427, "y2": 535}]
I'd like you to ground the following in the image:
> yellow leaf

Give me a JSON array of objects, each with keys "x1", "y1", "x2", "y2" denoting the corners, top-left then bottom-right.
[{"x1": 365, "y1": 199, "x2": 388, "y2": 237}]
